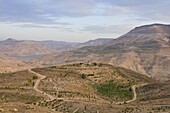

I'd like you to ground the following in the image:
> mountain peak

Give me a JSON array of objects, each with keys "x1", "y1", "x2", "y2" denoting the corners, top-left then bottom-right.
[
  {"x1": 110, "y1": 23, "x2": 170, "y2": 46},
  {"x1": 5, "y1": 38, "x2": 17, "y2": 42},
  {"x1": 130, "y1": 23, "x2": 170, "y2": 34}
]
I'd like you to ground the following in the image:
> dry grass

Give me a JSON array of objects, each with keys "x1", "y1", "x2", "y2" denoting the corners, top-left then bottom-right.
[
  {"x1": 0, "y1": 71, "x2": 45, "y2": 104},
  {"x1": 32, "y1": 63, "x2": 153, "y2": 103},
  {"x1": 0, "y1": 63, "x2": 169, "y2": 113}
]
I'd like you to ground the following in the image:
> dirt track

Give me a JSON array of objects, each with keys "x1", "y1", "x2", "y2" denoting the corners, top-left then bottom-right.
[
  {"x1": 113, "y1": 84, "x2": 147, "y2": 105},
  {"x1": 29, "y1": 69, "x2": 146, "y2": 105},
  {"x1": 29, "y1": 69, "x2": 56, "y2": 101}
]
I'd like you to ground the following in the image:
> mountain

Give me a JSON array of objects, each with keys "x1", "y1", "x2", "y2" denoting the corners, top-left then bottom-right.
[
  {"x1": 31, "y1": 24, "x2": 170, "y2": 81},
  {"x1": 0, "y1": 38, "x2": 113, "y2": 72},
  {"x1": 1, "y1": 24, "x2": 170, "y2": 112},
  {"x1": 39, "y1": 40, "x2": 77, "y2": 51},
  {"x1": 110, "y1": 24, "x2": 170, "y2": 46},
  {"x1": 0, "y1": 38, "x2": 53, "y2": 57},
  {"x1": 108, "y1": 24, "x2": 170, "y2": 80},
  {"x1": 1, "y1": 24, "x2": 170, "y2": 80},
  {"x1": 0, "y1": 38, "x2": 112, "y2": 58},
  {"x1": 79, "y1": 38, "x2": 112, "y2": 46}
]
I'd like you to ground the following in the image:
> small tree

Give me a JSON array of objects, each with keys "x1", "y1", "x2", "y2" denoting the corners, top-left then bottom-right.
[
  {"x1": 81, "y1": 74, "x2": 86, "y2": 79},
  {"x1": 129, "y1": 87, "x2": 132, "y2": 91},
  {"x1": 32, "y1": 75, "x2": 38, "y2": 80},
  {"x1": 93, "y1": 63, "x2": 97, "y2": 66},
  {"x1": 32, "y1": 81, "x2": 35, "y2": 86}
]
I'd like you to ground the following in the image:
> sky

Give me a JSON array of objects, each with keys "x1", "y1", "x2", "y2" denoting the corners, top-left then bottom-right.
[{"x1": 0, "y1": 0, "x2": 170, "y2": 42}]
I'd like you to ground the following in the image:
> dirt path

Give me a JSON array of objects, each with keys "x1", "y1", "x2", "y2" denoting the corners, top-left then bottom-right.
[
  {"x1": 29, "y1": 69, "x2": 110, "y2": 105},
  {"x1": 113, "y1": 83, "x2": 147, "y2": 105},
  {"x1": 29, "y1": 69, "x2": 146, "y2": 105},
  {"x1": 106, "y1": 68, "x2": 147, "y2": 104},
  {"x1": 28, "y1": 69, "x2": 56, "y2": 101}
]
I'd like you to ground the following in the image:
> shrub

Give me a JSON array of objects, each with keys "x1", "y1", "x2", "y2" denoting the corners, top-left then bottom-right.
[
  {"x1": 80, "y1": 74, "x2": 86, "y2": 79},
  {"x1": 32, "y1": 75, "x2": 38, "y2": 80},
  {"x1": 50, "y1": 66, "x2": 56, "y2": 68}
]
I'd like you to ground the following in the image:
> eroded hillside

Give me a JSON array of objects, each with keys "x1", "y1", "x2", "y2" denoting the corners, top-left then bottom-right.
[
  {"x1": 31, "y1": 24, "x2": 170, "y2": 81},
  {"x1": 0, "y1": 63, "x2": 170, "y2": 113}
]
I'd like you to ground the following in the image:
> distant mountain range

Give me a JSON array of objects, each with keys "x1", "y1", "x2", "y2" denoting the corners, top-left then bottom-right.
[
  {"x1": 30, "y1": 24, "x2": 170, "y2": 81},
  {"x1": 80, "y1": 38, "x2": 113, "y2": 46},
  {"x1": 0, "y1": 38, "x2": 113, "y2": 57},
  {"x1": 0, "y1": 24, "x2": 170, "y2": 81},
  {"x1": 0, "y1": 37, "x2": 113, "y2": 72}
]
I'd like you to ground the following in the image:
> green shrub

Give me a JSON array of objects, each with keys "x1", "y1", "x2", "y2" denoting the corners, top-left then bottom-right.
[
  {"x1": 94, "y1": 82, "x2": 132, "y2": 100},
  {"x1": 32, "y1": 75, "x2": 38, "y2": 80},
  {"x1": 80, "y1": 74, "x2": 86, "y2": 79}
]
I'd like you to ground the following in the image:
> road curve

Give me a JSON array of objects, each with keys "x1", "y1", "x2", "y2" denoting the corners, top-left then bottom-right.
[
  {"x1": 28, "y1": 69, "x2": 56, "y2": 101},
  {"x1": 29, "y1": 69, "x2": 146, "y2": 105},
  {"x1": 113, "y1": 83, "x2": 147, "y2": 105}
]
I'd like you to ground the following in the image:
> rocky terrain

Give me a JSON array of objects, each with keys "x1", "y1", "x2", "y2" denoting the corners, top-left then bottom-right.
[
  {"x1": 0, "y1": 23, "x2": 170, "y2": 112},
  {"x1": 0, "y1": 62, "x2": 169, "y2": 113},
  {"x1": 1, "y1": 24, "x2": 170, "y2": 80},
  {"x1": 109, "y1": 24, "x2": 170, "y2": 80},
  {"x1": 0, "y1": 38, "x2": 113, "y2": 73},
  {"x1": 0, "y1": 38, "x2": 52, "y2": 57},
  {"x1": 0, "y1": 58, "x2": 33, "y2": 73},
  {"x1": 31, "y1": 24, "x2": 170, "y2": 81},
  {"x1": 0, "y1": 70, "x2": 57, "y2": 113}
]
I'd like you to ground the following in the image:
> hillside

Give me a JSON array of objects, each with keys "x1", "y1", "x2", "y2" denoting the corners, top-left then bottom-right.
[
  {"x1": 31, "y1": 24, "x2": 170, "y2": 81},
  {"x1": 109, "y1": 24, "x2": 170, "y2": 80},
  {"x1": 39, "y1": 40, "x2": 77, "y2": 51},
  {"x1": 0, "y1": 70, "x2": 56, "y2": 112},
  {"x1": 0, "y1": 38, "x2": 114, "y2": 73},
  {"x1": 30, "y1": 62, "x2": 158, "y2": 112},
  {"x1": 1, "y1": 63, "x2": 169, "y2": 112},
  {"x1": 0, "y1": 58, "x2": 34, "y2": 73},
  {"x1": 110, "y1": 24, "x2": 170, "y2": 46},
  {"x1": 79, "y1": 38, "x2": 112, "y2": 47},
  {"x1": 0, "y1": 38, "x2": 52, "y2": 57}
]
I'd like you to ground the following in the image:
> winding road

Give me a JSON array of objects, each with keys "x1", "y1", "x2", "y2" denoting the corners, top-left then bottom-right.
[
  {"x1": 29, "y1": 69, "x2": 56, "y2": 101},
  {"x1": 29, "y1": 69, "x2": 146, "y2": 105},
  {"x1": 113, "y1": 83, "x2": 147, "y2": 105}
]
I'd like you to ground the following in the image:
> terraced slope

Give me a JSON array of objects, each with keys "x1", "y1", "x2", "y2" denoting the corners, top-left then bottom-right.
[
  {"x1": 32, "y1": 24, "x2": 170, "y2": 81},
  {"x1": 0, "y1": 63, "x2": 170, "y2": 113},
  {"x1": 0, "y1": 70, "x2": 57, "y2": 112},
  {"x1": 32, "y1": 63, "x2": 153, "y2": 103}
]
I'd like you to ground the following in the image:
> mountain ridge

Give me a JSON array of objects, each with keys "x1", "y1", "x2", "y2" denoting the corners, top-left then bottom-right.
[
  {"x1": 1, "y1": 23, "x2": 170, "y2": 81},
  {"x1": 30, "y1": 23, "x2": 170, "y2": 81}
]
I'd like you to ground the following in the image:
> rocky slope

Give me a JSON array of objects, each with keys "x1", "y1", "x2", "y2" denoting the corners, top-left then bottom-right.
[
  {"x1": 110, "y1": 24, "x2": 170, "y2": 46},
  {"x1": 32, "y1": 24, "x2": 170, "y2": 81},
  {"x1": 0, "y1": 58, "x2": 33, "y2": 73},
  {"x1": 0, "y1": 38, "x2": 113, "y2": 73},
  {"x1": 0, "y1": 38, "x2": 112, "y2": 58},
  {"x1": 109, "y1": 24, "x2": 170, "y2": 80},
  {"x1": 0, "y1": 38, "x2": 52, "y2": 57},
  {"x1": 79, "y1": 38, "x2": 112, "y2": 47}
]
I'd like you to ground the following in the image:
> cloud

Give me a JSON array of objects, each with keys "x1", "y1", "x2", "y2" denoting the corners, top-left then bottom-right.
[
  {"x1": 0, "y1": 0, "x2": 98, "y2": 24},
  {"x1": 0, "y1": 0, "x2": 56, "y2": 24},
  {"x1": 12, "y1": 21, "x2": 71, "y2": 28},
  {"x1": 0, "y1": 0, "x2": 170, "y2": 28},
  {"x1": 12, "y1": 23, "x2": 75, "y2": 32},
  {"x1": 100, "y1": 0, "x2": 170, "y2": 22},
  {"x1": 83, "y1": 25, "x2": 132, "y2": 34},
  {"x1": 14, "y1": 24, "x2": 60, "y2": 29}
]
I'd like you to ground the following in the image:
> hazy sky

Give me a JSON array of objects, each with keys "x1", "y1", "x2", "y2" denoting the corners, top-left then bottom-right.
[{"x1": 0, "y1": 0, "x2": 170, "y2": 42}]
